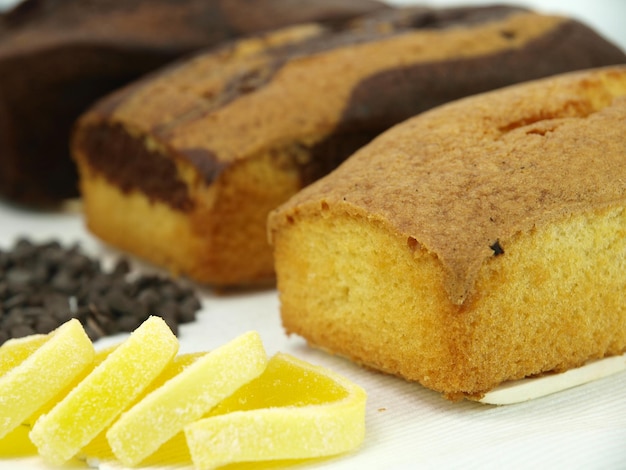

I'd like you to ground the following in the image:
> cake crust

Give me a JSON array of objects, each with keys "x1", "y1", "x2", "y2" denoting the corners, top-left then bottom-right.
[
  {"x1": 274, "y1": 67, "x2": 626, "y2": 305},
  {"x1": 268, "y1": 66, "x2": 626, "y2": 398},
  {"x1": 72, "y1": 7, "x2": 626, "y2": 287}
]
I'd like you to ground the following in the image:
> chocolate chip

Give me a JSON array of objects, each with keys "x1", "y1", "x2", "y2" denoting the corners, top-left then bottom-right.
[
  {"x1": 85, "y1": 316, "x2": 107, "y2": 341},
  {"x1": 6, "y1": 267, "x2": 34, "y2": 286},
  {"x1": 116, "y1": 315, "x2": 142, "y2": 333},
  {"x1": 50, "y1": 270, "x2": 79, "y2": 294},
  {"x1": 112, "y1": 258, "x2": 131, "y2": 277},
  {"x1": 4, "y1": 309, "x2": 27, "y2": 329},
  {"x1": 21, "y1": 306, "x2": 46, "y2": 319},
  {"x1": 10, "y1": 324, "x2": 36, "y2": 338},
  {"x1": 179, "y1": 296, "x2": 201, "y2": 323},
  {"x1": 35, "y1": 316, "x2": 60, "y2": 334},
  {"x1": 4, "y1": 293, "x2": 28, "y2": 310},
  {"x1": 43, "y1": 292, "x2": 72, "y2": 318},
  {"x1": 137, "y1": 288, "x2": 160, "y2": 310},
  {"x1": 0, "y1": 238, "x2": 203, "y2": 345},
  {"x1": 159, "y1": 283, "x2": 182, "y2": 301},
  {"x1": 490, "y1": 240, "x2": 505, "y2": 256}
]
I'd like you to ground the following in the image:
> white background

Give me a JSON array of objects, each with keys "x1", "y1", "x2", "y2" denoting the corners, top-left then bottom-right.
[{"x1": 389, "y1": 0, "x2": 626, "y2": 50}]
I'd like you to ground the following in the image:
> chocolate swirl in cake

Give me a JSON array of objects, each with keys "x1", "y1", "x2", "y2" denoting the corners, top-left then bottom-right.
[
  {"x1": 72, "y1": 5, "x2": 626, "y2": 286},
  {"x1": 77, "y1": 6, "x2": 626, "y2": 207},
  {"x1": 0, "y1": 0, "x2": 386, "y2": 206}
]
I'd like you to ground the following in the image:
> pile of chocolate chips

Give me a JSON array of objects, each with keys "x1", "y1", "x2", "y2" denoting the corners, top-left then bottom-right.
[{"x1": 0, "y1": 238, "x2": 202, "y2": 344}]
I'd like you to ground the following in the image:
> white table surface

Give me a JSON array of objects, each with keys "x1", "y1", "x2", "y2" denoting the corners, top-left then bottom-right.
[{"x1": 1, "y1": 1, "x2": 625, "y2": 469}]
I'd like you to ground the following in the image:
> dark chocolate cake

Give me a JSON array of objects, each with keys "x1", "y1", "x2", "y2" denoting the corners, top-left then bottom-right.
[{"x1": 0, "y1": 0, "x2": 386, "y2": 206}]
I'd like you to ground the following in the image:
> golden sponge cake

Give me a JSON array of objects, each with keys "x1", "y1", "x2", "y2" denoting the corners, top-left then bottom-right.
[
  {"x1": 268, "y1": 66, "x2": 626, "y2": 399},
  {"x1": 72, "y1": 6, "x2": 625, "y2": 286}
]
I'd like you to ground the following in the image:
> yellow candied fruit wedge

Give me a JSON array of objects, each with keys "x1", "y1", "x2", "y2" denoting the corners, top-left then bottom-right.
[
  {"x1": 0, "y1": 334, "x2": 49, "y2": 376},
  {"x1": 1, "y1": 334, "x2": 116, "y2": 457},
  {"x1": 107, "y1": 331, "x2": 268, "y2": 467},
  {"x1": 26, "y1": 342, "x2": 120, "y2": 426},
  {"x1": 81, "y1": 352, "x2": 206, "y2": 463},
  {"x1": 0, "y1": 319, "x2": 95, "y2": 441},
  {"x1": 131, "y1": 350, "x2": 208, "y2": 407},
  {"x1": 185, "y1": 353, "x2": 367, "y2": 470},
  {"x1": 29, "y1": 316, "x2": 179, "y2": 466},
  {"x1": 0, "y1": 424, "x2": 37, "y2": 458}
]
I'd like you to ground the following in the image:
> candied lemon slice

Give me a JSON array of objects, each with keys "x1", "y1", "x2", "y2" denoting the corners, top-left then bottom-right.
[
  {"x1": 0, "y1": 319, "x2": 94, "y2": 440},
  {"x1": 29, "y1": 316, "x2": 178, "y2": 465},
  {"x1": 185, "y1": 353, "x2": 367, "y2": 470},
  {"x1": 129, "y1": 350, "x2": 207, "y2": 408},
  {"x1": 107, "y1": 331, "x2": 268, "y2": 466},
  {"x1": 27, "y1": 343, "x2": 120, "y2": 426},
  {"x1": 0, "y1": 334, "x2": 48, "y2": 376},
  {"x1": 0, "y1": 424, "x2": 37, "y2": 458},
  {"x1": 81, "y1": 352, "x2": 205, "y2": 464}
]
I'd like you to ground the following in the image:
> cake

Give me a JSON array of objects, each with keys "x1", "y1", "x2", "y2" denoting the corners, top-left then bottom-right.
[
  {"x1": 71, "y1": 5, "x2": 626, "y2": 287},
  {"x1": 0, "y1": 0, "x2": 386, "y2": 206},
  {"x1": 267, "y1": 66, "x2": 626, "y2": 399}
]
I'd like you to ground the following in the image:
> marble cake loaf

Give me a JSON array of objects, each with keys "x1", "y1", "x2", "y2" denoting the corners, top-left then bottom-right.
[
  {"x1": 0, "y1": 0, "x2": 385, "y2": 206},
  {"x1": 268, "y1": 66, "x2": 626, "y2": 399},
  {"x1": 72, "y1": 5, "x2": 626, "y2": 287}
]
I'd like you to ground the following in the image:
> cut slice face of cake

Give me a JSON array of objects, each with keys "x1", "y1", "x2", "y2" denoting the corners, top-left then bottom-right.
[
  {"x1": 72, "y1": 5, "x2": 626, "y2": 287},
  {"x1": 268, "y1": 66, "x2": 626, "y2": 400}
]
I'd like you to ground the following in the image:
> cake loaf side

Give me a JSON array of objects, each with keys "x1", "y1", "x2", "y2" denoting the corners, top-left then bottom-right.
[
  {"x1": 268, "y1": 66, "x2": 626, "y2": 399},
  {"x1": 72, "y1": 6, "x2": 626, "y2": 286},
  {"x1": 0, "y1": 0, "x2": 386, "y2": 206}
]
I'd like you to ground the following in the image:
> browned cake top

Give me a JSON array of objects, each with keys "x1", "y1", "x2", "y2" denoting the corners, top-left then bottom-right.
[
  {"x1": 75, "y1": 5, "x2": 625, "y2": 195},
  {"x1": 269, "y1": 66, "x2": 626, "y2": 305}
]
